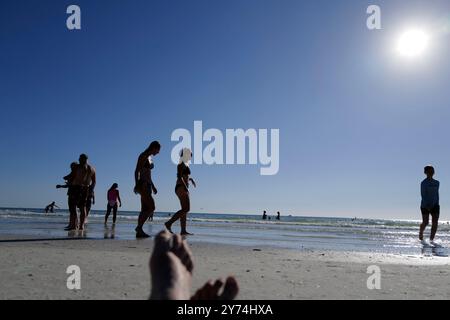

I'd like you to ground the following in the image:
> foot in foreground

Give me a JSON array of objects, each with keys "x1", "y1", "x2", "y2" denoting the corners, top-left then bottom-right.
[{"x1": 150, "y1": 230, "x2": 239, "y2": 300}]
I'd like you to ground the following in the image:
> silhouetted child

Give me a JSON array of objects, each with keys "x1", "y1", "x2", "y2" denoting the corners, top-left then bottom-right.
[{"x1": 419, "y1": 165, "x2": 440, "y2": 242}]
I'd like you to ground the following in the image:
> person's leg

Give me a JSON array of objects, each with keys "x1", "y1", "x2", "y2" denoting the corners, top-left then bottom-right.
[
  {"x1": 165, "y1": 189, "x2": 189, "y2": 233},
  {"x1": 430, "y1": 206, "x2": 440, "y2": 241},
  {"x1": 78, "y1": 188, "x2": 88, "y2": 230},
  {"x1": 79, "y1": 206, "x2": 87, "y2": 230},
  {"x1": 68, "y1": 203, "x2": 78, "y2": 230},
  {"x1": 180, "y1": 196, "x2": 191, "y2": 235},
  {"x1": 419, "y1": 209, "x2": 429, "y2": 240},
  {"x1": 180, "y1": 213, "x2": 187, "y2": 234},
  {"x1": 137, "y1": 194, "x2": 155, "y2": 228},
  {"x1": 150, "y1": 230, "x2": 239, "y2": 300},
  {"x1": 67, "y1": 191, "x2": 78, "y2": 230},
  {"x1": 136, "y1": 191, "x2": 155, "y2": 238},
  {"x1": 112, "y1": 204, "x2": 118, "y2": 224},
  {"x1": 180, "y1": 193, "x2": 191, "y2": 234},
  {"x1": 105, "y1": 204, "x2": 112, "y2": 224},
  {"x1": 85, "y1": 203, "x2": 91, "y2": 224}
]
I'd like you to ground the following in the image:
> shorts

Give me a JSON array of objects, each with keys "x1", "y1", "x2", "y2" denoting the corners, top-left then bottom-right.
[
  {"x1": 70, "y1": 186, "x2": 89, "y2": 209},
  {"x1": 107, "y1": 203, "x2": 118, "y2": 214},
  {"x1": 421, "y1": 205, "x2": 440, "y2": 219}
]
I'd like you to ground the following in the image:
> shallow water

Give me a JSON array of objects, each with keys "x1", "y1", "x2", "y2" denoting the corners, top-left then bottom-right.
[{"x1": 0, "y1": 208, "x2": 448, "y2": 257}]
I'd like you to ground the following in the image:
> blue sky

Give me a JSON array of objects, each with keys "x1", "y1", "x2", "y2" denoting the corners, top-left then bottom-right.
[{"x1": 1, "y1": 0, "x2": 450, "y2": 219}]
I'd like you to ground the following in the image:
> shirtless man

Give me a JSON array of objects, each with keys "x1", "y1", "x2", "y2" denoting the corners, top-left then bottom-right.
[
  {"x1": 134, "y1": 141, "x2": 161, "y2": 238},
  {"x1": 72, "y1": 154, "x2": 96, "y2": 231}
]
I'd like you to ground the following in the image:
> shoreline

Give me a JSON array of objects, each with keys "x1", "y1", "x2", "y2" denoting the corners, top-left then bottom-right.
[
  {"x1": 3, "y1": 209, "x2": 449, "y2": 255},
  {"x1": 1, "y1": 234, "x2": 449, "y2": 300}
]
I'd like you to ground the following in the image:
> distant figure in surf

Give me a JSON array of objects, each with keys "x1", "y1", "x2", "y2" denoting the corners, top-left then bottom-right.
[
  {"x1": 44, "y1": 202, "x2": 59, "y2": 214},
  {"x1": 105, "y1": 183, "x2": 121, "y2": 225},
  {"x1": 165, "y1": 148, "x2": 196, "y2": 235},
  {"x1": 262, "y1": 211, "x2": 267, "y2": 220},
  {"x1": 134, "y1": 141, "x2": 161, "y2": 238},
  {"x1": 420, "y1": 165, "x2": 440, "y2": 242},
  {"x1": 276, "y1": 211, "x2": 280, "y2": 220}
]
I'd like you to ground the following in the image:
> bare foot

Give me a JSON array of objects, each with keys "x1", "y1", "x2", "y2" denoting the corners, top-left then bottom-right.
[
  {"x1": 136, "y1": 227, "x2": 150, "y2": 238},
  {"x1": 181, "y1": 231, "x2": 194, "y2": 236},
  {"x1": 164, "y1": 222, "x2": 174, "y2": 234},
  {"x1": 150, "y1": 231, "x2": 193, "y2": 299},
  {"x1": 149, "y1": 231, "x2": 239, "y2": 300},
  {"x1": 191, "y1": 277, "x2": 239, "y2": 300}
]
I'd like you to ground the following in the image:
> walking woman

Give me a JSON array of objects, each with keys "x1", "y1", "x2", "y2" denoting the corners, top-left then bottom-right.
[
  {"x1": 105, "y1": 183, "x2": 121, "y2": 225},
  {"x1": 165, "y1": 148, "x2": 196, "y2": 235},
  {"x1": 134, "y1": 141, "x2": 161, "y2": 238}
]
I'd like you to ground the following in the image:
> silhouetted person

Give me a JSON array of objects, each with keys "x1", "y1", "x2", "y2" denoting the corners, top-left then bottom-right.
[
  {"x1": 44, "y1": 202, "x2": 59, "y2": 214},
  {"x1": 165, "y1": 148, "x2": 196, "y2": 235},
  {"x1": 72, "y1": 154, "x2": 96, "y2": 231},
  {"x1": 56, "y1": 162, "x2": 78, "y2": 230},
  {"x1": 262, "y1": 210, "x2": 267, "y2": 220},
  {"x1": 105, "y1": 183, "x2": 121, "y2": 225},
  {"x1": 150, "y1": 230, "x2": 239, "y2": 300},
  {"x1": 134, "y1": 141, "x2": 161, "y2": 238},
  {"x1": 276, "y1": 211, "x2": 280, "y2": 220},
  {"x1": 420, "y1": 165, "x2": 440, "y2": 242}
]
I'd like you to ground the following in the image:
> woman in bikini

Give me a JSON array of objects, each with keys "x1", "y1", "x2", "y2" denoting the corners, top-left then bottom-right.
[
  {"x1": 134, "y1": 141, "x2": 161, "y2": 238},
  {"x1": 165, "y1": 148, "x2": 196, "y2": 235}
]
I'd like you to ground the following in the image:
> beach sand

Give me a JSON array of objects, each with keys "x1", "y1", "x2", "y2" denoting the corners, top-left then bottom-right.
[{"x1": 1, "y1": 234, "x2": 449, "y2": 300}]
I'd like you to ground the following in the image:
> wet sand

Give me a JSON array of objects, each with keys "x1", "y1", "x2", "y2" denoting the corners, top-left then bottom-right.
[{"x1": 1, "y1": 234, "x2": 449, "y2": 299}]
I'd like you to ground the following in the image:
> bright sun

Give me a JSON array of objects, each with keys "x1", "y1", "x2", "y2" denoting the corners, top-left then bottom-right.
[{"x1": 397, "y1": 29, "x2": 429, "y2": 58}]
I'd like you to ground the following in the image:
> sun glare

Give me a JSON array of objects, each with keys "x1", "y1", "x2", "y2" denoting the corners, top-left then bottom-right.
[{"x1": 397, "y1": 29, "x2": 429, "y2": 58}]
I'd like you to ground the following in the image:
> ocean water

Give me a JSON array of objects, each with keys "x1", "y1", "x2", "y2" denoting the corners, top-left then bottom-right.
[{"x1": 0, "y1": 208, "x2": 448, "y2": 257}]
